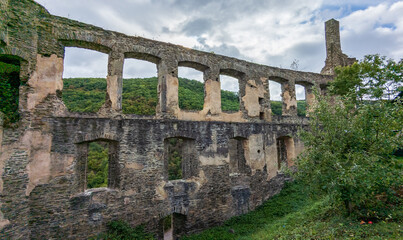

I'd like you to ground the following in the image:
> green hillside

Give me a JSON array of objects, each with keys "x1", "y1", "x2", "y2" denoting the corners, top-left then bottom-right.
[{"x1": 62, "y1": 77, "x2": 306, "y2": 116}]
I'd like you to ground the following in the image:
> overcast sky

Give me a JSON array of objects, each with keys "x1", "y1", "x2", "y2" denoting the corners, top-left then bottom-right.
[{"x1": 35, "y1": 0, "x2": 403, "y2": 100}]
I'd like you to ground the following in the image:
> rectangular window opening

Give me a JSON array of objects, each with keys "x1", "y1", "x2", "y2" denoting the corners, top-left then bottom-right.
[
  {"x1": 86, "y1": 141, "x2": 109, "y2": 189},
  {"x1": 295, "y1": 84, "x2": 307, "y2": 117},
  {"x1": 77, "y1": 140, "x2": 120, "y2": 191},
  {"x1": 229, "y1": 137, "x2": 249, "y2": 174},
  {"x1": 268, "y1": 80, "x2": 282, "y2": 116},
  {"x1": 62, "y1": 47, "x2": 108, "y2": 113},
  {"x1": 122, "y1": 58, "x2": 158, "y2": 115},
  {"x1": 178, "y1": 67, "x2": 204, "y2": 111},
  {"x1": 164, "y1": 137, "x2": 197, "y2": 180}
]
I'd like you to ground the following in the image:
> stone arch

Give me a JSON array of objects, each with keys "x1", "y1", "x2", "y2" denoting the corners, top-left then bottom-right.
[
  {"x1": 178, "y1": 61, "x2": 209, "y2": 72},
  {"x1": 74, "y1": 132, "x2": 120, "y2": 144},
  {"x1": 276, "y1": 135, "x2": 295, "y2": 169},
  {"x1": 59, "y1": 40, "x2": 112, "y2": 54},
  {"x1": 124, "y1": 52, "x2": 161, "y2": 64},
  {"x1": 220, "y1": 68, "x2": 245, "y2": 80},
  {"x1": 0, "y1": 47, "x2": 30, "y2": 61}
]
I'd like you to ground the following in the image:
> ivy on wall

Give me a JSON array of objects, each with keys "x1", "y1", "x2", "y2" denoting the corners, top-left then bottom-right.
[{"x1": 0, "y1": 61, "x2": 20, "y2": 126}]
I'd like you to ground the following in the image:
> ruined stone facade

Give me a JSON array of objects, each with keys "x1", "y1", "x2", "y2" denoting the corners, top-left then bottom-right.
[
  {"x1": 321, "y1": 19, "x2": 356, "y2": 75},
  {"x1": 0, "y1": 1, "x2": 351, "y2": 239}
]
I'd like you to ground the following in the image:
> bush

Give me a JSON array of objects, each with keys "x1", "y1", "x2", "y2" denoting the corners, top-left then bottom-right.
[{"x1": 92, "y1": 221, "x2": 154, "y2": 240}]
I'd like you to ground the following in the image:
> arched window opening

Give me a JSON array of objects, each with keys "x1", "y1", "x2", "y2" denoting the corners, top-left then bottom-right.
[
  {"x1": 76, "y1": 140, "x2": 120, "y2": 191},
  {"x1": 229, "y1": 137, "x2": 249, "y2": 174},
  {"x1": 220, "y1": 75, "x2": 240, "y2": 112},
  {"x1": 178, "y1": 66, "x2": 204, "y2": 111},
  {"x1": 276, "y1": 136, "x2": 295, "y2": 170},
  {"x1": 268, "y1": 80, "x2": 282, "y2": 116},
  {"x1": 122, "y1": 58, "x2": 157, "y2": 115},
  {"x1": 164, "y1": 137, "x2": 197, "y2": 180},
  {"x1": 62, "y1": 47, "x2": 108, "y2": 113},
  {"x1": 0, "y1": 55, "x2": 21, "y2": 125},
  {"x1": 295, "y1": 84, "x2": 307, "y2": 116}
]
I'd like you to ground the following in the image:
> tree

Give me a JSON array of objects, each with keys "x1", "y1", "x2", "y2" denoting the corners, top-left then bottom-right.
[{"x1": 296, "y1": 55, "x2": 403, "y2": 220}]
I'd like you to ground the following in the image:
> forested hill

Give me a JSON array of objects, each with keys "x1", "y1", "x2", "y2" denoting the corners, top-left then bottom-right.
[{"x1": 62, "y1": 77, "x2": 306, "y2": 116}]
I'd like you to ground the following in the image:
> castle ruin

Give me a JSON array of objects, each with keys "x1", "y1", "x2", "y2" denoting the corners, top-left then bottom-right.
[{"x1": 0, "y1": 1, "x2": 352, "y2": 239}]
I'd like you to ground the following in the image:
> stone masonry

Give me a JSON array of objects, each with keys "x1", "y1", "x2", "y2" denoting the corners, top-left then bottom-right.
[{"x1": 0, "y1": 1, "x2": 352, "y2": 239}]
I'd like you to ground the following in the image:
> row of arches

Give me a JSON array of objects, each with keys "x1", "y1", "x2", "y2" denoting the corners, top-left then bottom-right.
[{"x1": 61, "y1": 47, "x2": 315, "y2": 117}]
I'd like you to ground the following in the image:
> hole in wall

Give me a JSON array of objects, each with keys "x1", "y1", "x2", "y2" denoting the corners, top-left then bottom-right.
[
  {"x1": 220, "y1": 75, "x2": 240, "y2": 112},
  {"x1": 62, "y1": 47, "x2": 108, "y2": 113},
  {"x1": 258, "y1": 97, "x2": 264, "y2": 105},
  {"x1": 178, "y1": 66, "x2": 204, "y2": 111},
  {"x1": 122, "y1": 58, "x2": 157, "y2": 115},
  {"x1": 77, "y1": 139, "x2": 120, "y2": 191}
]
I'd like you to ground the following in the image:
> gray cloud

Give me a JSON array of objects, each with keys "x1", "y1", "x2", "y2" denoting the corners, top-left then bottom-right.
[
  {"x1": 182, "y1": 18, "x2": 213, "y2": 36},
  {"x1": 35, "y1": 0, "x2": 403, "y2": 80}
]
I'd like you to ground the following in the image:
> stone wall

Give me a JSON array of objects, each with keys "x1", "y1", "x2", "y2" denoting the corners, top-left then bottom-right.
[{"x1": 0, "y1": 0, "x2": 351, "y2": 239}]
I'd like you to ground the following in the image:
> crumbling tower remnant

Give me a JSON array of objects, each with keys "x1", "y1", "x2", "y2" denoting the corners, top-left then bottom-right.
[{"x1": 321, "y1": 19, "x2": 356, "y2": 75}]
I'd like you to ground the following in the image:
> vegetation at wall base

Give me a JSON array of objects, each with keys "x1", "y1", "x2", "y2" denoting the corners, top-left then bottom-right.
[
  {"x1": 184, "y1": 181, "x2": 402, "y2": 240},
  {"x1": 91, "y1": 221, "x2": 154, "y2": 240},
  {"x1": 95, "y1": 181, "x2": 401, "y2": 240}
]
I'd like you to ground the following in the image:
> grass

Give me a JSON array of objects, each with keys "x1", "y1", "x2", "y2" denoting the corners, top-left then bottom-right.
[{"x1": 183, "y1": 181, "x2": 402, "y2": 240}]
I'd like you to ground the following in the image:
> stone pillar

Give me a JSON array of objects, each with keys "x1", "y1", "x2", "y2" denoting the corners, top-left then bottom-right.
[
  {"x1": 281, "y1": 81, "x2": 297, "y2": 116},
  {"x1": 157, "y1": 59, "x2": 179, "y2": 117},
  {"x1": 265, "y1": 136, "x2": 278, "y2": 180},
  {"x1": 108, "y1": 141, "x2": 120, "y2": 189},
  {"x1": 305, "y1": 84, "x2": 316, "y2": 115},
  {"x1": 203, "y1": 68, "x2": 221, "y2": 114},
  {"x1": 106, "y1": 52, "x2": 124, "y2": 111},
  {"x1": 261, "y1": 77, "x2": 271, "y2": 121},
  {"x1": 285, "y1": 137, "x2": 295, "y2": 167},
  {"x1": 76, "y1": 142, "x2": 89, "y2": 192}
]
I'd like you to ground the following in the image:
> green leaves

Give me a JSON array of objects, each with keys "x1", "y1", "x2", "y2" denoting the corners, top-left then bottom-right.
[
  {"x1": 331, "y1": 55, "x2": 403, "y2": 102},
  {"x1": 0, "y1": 62, "x2": 20, "y2": 126},
  {"x1": 87, "y1": 142, "x2": 109, "y2": 189},
  {"x1": 63, "y1": 77, "x2": 241, "y2": 114}
]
